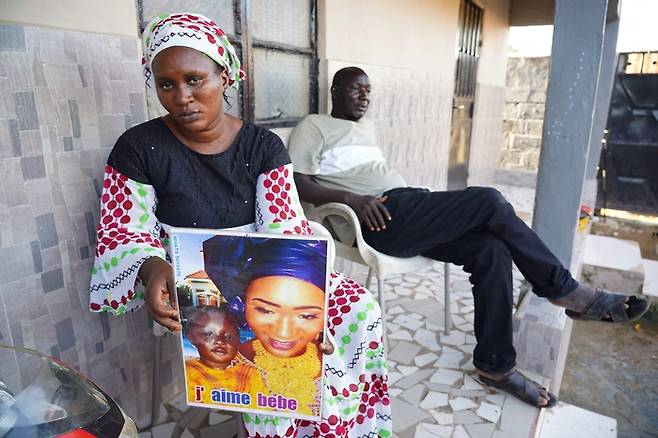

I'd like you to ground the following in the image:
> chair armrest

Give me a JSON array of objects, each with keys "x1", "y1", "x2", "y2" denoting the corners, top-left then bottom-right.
[
  {"x1": 314, "y1": 203, "x2": 381, "y2": 267},
  {"x1": 308, "y1": 220, "x2": 336, "y2": 270}
]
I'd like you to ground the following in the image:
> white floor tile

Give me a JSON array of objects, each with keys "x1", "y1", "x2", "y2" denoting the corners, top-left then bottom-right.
[
  {"x1": 419, "y1": 391, "x2": 449, "y2": 409},
  {"x1": 449, "y1": 397, "x2": 478, "y2": 412}
]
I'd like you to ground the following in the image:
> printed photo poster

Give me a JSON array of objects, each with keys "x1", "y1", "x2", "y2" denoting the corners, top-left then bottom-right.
[{"x1": 169, "y1": 227, "x2": 330, "y2": 421}]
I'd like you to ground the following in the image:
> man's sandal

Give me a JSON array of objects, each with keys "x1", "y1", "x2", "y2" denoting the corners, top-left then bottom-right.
[
  {"x1": 565, "y1": 289, "x2": 649, "y2": 323},
  {"x1": 478, "y1": 370, "x2": 558, "y2": 408}
]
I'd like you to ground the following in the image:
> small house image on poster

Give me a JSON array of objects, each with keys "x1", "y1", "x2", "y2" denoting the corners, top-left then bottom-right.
[{"x1": 170, "y1": 227, "x2": 329, "y2": 421}]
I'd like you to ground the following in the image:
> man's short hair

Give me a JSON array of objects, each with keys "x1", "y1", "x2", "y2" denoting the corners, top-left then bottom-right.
[{"x1": 331, "y1": 67, "x2": 367, "y2": 89}]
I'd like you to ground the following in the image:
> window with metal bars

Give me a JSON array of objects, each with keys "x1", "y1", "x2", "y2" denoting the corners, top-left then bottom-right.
[
  {"x1": 454, "y1": 0, "x2": 483, "y2": 98},
  {"x1": 137, "y1": 0, "x2": 318, "y2": 128}
]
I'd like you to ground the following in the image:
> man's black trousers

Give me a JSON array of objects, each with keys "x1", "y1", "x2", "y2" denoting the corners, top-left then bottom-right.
[{"x1": 362, "y1": 186, "x2": 578, "y2": 374}]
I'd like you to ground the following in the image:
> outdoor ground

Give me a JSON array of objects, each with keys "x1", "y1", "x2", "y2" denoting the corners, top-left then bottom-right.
[{"x1": 560, "y1": 314, "x2": 658, "y2": 438}]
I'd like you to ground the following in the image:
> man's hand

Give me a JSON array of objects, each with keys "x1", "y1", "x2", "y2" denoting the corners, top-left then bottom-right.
[
  {"x1": 139, "y1": 257, "x2": 182, "y2": 332},
  {"x1": 344, "y1": 193, "x2": 391, "y2": 231}
]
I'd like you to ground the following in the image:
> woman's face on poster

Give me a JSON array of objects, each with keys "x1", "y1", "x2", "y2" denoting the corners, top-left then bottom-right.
[{"x1": 245, "y1": 275, "x2": 325, "y2": 358}]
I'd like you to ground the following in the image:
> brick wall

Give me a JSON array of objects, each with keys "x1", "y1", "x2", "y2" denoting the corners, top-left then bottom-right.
[{"x1": 499, "y1": 56, "x2": 550, "y2": 171}]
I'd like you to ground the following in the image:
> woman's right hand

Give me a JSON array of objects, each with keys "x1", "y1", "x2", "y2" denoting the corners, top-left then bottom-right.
[{"x1": 139, "y1": 257, "x2": 182, "y2": 331}]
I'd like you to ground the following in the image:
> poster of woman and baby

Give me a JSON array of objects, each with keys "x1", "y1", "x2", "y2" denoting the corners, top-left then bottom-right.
[{"x1": 170, "y1": 229, "x2": 330, "y2": 420}]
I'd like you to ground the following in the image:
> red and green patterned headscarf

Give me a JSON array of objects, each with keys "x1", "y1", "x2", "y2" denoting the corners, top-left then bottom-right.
[{"x1": 142, "y1": 13, "x2": 246, "y2": 89}]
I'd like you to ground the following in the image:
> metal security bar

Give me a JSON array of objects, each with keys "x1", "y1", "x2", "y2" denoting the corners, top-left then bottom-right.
[{"x1": 454, "y1": 0, "x2": 483, "y2": 98}]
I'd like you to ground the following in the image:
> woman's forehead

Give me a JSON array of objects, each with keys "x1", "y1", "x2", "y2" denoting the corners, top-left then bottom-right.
[
  {"x1": 152, "y1": 46, "x2": 217, "y2": 74},
  {"x1": 247, "y1": 275, "x2": 324, "y2": 303}
]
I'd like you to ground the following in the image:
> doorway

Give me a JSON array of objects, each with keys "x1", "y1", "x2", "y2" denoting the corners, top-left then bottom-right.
[{"x1": 448, "y1": 0, "x2": 483, "y2": 190}]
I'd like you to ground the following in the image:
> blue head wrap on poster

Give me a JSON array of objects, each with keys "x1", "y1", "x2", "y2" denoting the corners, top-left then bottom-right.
[{"x1": 202, "y1": 235, "x2": 328, "y2": 336}]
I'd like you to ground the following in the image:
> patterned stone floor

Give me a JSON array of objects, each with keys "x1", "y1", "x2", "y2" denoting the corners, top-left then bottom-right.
[
  {"x1": 139, "y1": 262, "x2": 541, "y2": 438},
  {"x1": 378, "y1": 262, "x2": 542, "y2": 438},
  {"x1": 139, "y1": 181, "x2": 544, "y2": 438}
]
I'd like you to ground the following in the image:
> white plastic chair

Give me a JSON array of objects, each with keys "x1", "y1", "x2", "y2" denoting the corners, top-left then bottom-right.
[{"x1": 313, "y1": 203, "x2": 452, "y2": 337}]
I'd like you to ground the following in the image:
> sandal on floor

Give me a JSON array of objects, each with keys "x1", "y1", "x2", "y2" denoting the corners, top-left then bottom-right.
[
  {"x1": 564, "y1": 289, "x2": 649, "y2": 323},
  {"x1": 478, "y1": 370, "x2": 558, "y2": 409}
]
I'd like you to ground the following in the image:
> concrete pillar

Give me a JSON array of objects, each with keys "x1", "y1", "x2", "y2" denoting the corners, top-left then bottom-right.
[
  {"x1": 582, "y1": 10, "x2": 621, "y2": 207},
  {"x1": 532, "y1": 0, "x2": 609, "y2": 267}
]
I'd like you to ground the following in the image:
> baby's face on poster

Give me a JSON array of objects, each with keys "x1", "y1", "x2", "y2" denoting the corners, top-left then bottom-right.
[
  {"x1": 189, "y1": 313, "x2": 240, "y2": 367},
  {"x1": 245, "y1": 275, "x2": 325, "y2": 358}
]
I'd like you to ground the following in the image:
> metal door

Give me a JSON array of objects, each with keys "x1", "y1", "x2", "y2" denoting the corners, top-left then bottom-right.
[
  {"x1": 597, "y1": 52, "x2": 658, "y2": 215},
  {"x1": 448, "y1": 0, "x2": 483, "y2": 190}
]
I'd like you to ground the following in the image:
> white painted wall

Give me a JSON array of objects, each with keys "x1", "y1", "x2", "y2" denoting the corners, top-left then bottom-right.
[
  {"x1": 476, "y1": 0, "x2": 511, "y2": 87},
  {"x1": 0, "y1": 0, "x2": 138, "y2": 37}
]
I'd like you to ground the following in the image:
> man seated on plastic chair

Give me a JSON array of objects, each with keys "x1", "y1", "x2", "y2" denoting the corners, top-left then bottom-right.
[{"x1": 287, "y1": 66, "x2": 649, "y2": 410}]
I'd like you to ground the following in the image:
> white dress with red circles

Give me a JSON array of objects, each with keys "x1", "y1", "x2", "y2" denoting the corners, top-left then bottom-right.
[{"x1": 90, "y1": 148, "x2": 392, "y2": 437}]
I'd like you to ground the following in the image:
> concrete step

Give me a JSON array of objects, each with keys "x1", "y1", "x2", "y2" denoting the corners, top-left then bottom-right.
[
  {"x1": 641, "y1": 258, "x2": 658, "y2": 298},
  {"x1": 580, "y1": 234, "x2": 644, "y2": 295},
  {"x1": 535, "y1": 402, "x2": 617, "y2": 438}
]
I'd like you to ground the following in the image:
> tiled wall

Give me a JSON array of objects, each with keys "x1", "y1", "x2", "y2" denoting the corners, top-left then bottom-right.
[
  {"x1": 0, "y1": 23, "x2": 181, "y2": 426},
  {"x1": 468, "y1": 83, "x2": 507, "y2": 187}
]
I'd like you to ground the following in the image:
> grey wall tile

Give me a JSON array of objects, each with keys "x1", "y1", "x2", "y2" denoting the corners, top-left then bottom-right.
[
  {"x1": 0, "y1": 77, "x2": 17, "y2": 118},
  {"x1": 84, "y1": 211, "x2": 97, "y2": 246},
  {"x1": 56, "y1": 99, "x2": 73, "y2": 138},
  {"x1": 54, "y1": 317, "x2": 75, "y2": 351},
  {"x1": 80, "y1": 126, "x2": 101, "y2": 149},
  {"x1": 77, "y1": 64, "x2": 88, "y2": 87},
  {"x1": 21, "y1": 155, "x2": 45, "y2": 180},
  {"x1": 9, "y1": 323, "x2": 23, "y2": 347},
  {"x1": 35, "y1": 212, "x2": 58, "y2": 248},
  {"x1": 161, "y1": 359, "x2": 173, "y2": 386},
  {"x1": 120, "y1": 38, "x2": 137, "y2": 59},
  {"x1": 98, "y1": 114, "x2": 126, "y2": 148},
  {"x1": 63, "y1": 137, "x2": 74, "y2": 151},
  {"x1": 129, "y1": 93, "x2": 147, "y2": 124},
  {"x1": 27, "y1": 179, "x2": 55, "y2": 216},
  {"x1": 32, "y1": 55, "x2": 47, "y2": 86},
  {"x1": 1, "y1": 24, "x2": 153, "y2": 425},
  {"x1": 1, "y1": 52, "x2": 35, "y2": 91},
  {"x1": 18, "y1": 130, "x2": 42, "y2": 156},
  {"x1": 0, "y1": 25, "x2": 26, "y2": 52},
  {"x1": 110, "y1": 80, "x2": 131, "y2": 114},
  {"x1": 26, "y1": 283, "x2": 49, "y2": 320},
  {"x1": 68, "y1": 100, "x2": 81, "y2": 138},
  {"x1": 41, "y1": 268, "x2": 64, "y2": 292},
  {"x1": 34, "y1": 87, "x2": 58, "y2": 125},
  {"x1": 74, "y1": 87, "x2": 97, "y2": 126},
  {"x1": 0, "y1": 244, "x2": 34, "y2": 282},
  {"x1": 0, "y1": 165, "x2": 27, "y2": 208},
  {"x1": 13, "y1": 91, "x2": 39, "y2": 130},
  {"x1": 0, "y1": 119, "x2": 22, "y2": 158},
  {"x1": 9, "y1": 205, "x2": 36, "y2": 244},
  {"x1": 43, "y1": 64, "x2": 81, "y2": 100},
  {"x1": 30, "y1": 240, "x2": 43, "y2": 273},
  {"x1": 40, "y1": 246, "x2": 62, "y2": 273},
  {"x1": 99, "y1": 312, "x2": 110, "y2": 340}
]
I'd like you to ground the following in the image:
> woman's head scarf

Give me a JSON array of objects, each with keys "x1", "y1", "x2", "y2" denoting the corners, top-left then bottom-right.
[
  {"x1": 141, "y1": 12, "x2": 246, "y2": 89},
  {"x1": 203, "y1": 235, "x2": 328, "y2": 298},
  {"x1": 202, "y1": 235, "x2": 328, "y2": 331}
]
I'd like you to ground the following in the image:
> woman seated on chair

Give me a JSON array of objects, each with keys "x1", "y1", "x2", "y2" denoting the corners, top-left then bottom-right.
[{"x1": 88, "y1": 12, "x2": 390, "y2": 437}]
